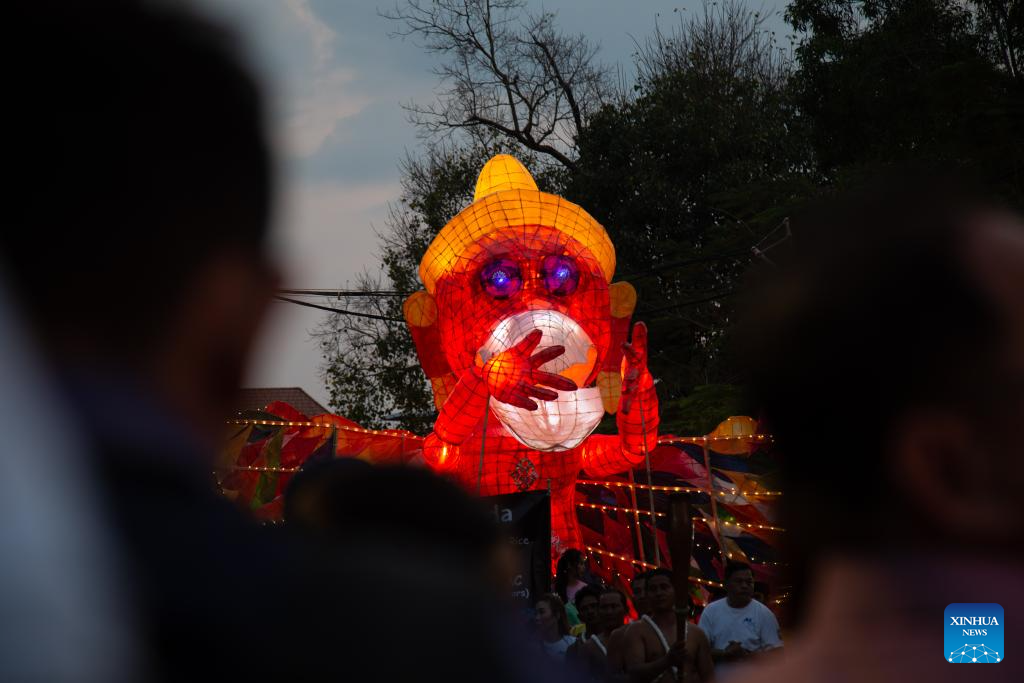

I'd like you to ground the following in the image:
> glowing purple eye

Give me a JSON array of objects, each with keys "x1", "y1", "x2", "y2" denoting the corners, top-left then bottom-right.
[
  {"x1": 541, "y1": 255, "x2": 579, "y2": 296},
  {"x1": 480, "y1": 258, "x2": 522, "y2": 299}
]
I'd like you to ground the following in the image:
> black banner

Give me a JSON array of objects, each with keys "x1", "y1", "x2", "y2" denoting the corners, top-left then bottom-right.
[{"x1": 482, "y1": 491, "x2": 551, "y2": 605}]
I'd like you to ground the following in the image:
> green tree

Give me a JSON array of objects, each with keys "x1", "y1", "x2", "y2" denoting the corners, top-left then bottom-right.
[
  {"x1": 565, "y1": 1, "x2": 816, "y2": 428},
  {"x1": 786, "y1": 0, "x2": 1024, "y2": 201}
]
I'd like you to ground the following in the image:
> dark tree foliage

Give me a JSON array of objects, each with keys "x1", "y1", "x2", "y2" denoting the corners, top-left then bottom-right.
[
  {"x1": 381, "y1": 0, "x2": 616, "y2": 171},
  {"x1": 565, "y1": 2, "x2": 816, "y2": 420},
  {"x1": 787, "y1": 0, "x2": 1024, "y2": 201}
]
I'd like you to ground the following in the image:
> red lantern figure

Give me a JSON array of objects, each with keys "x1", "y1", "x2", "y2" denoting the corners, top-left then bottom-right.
[{"x1": 405, "y1": 155, "x2": 659, "y2": 556}]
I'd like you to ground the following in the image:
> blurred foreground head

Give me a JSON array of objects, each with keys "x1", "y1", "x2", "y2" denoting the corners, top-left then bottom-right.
[
  {"x1": 285, "y1": 462, "x2": 510, "y2": 583},
  {"x1": 742, "y1": 176, "x2": 1024, "y2": 564},
  {"x1": 4, "y1": 1, "x2": 276, "y2": 442}
]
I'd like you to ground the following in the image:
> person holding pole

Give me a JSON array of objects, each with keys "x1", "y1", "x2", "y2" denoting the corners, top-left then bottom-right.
[{"x1": 622, "y1": 569, "x2": 714, "y2": 682}]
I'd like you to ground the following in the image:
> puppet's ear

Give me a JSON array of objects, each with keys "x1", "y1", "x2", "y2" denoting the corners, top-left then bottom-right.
[
  {"x1": 598, "y1": 281, "x2": 637, "y2": 414},
  {"x1": 403, "y1": 291, "x2": 456, "y2": 411}
]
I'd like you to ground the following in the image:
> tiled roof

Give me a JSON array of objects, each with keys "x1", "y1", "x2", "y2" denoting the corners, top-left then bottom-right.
[{"x1": 236, "y1": 387, "x2": 329, "y2": 418}]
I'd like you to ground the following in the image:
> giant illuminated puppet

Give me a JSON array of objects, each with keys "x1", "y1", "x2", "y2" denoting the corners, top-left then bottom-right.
[{"x1": 403, "y1": 155, "x2": 659, "y2": 554}]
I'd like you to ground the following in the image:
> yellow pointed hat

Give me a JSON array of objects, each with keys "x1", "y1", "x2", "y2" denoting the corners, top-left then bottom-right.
[{"x1": 418, "y1": 154, "x2": 616, "y2": 294}]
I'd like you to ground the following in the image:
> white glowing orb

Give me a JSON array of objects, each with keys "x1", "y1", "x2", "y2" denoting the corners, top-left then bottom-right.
[{"x1": 479, "y1": 310, "x2": 604, "y2": 451}]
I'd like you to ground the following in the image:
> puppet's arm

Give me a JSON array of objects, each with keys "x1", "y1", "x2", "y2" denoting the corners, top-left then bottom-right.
[
  {"x1": 618, "y1": 322, "x2": 659, "y2": 455},
  {"x1": 583, "y1": 322, "x2": 659, "y2": 477},
  {"x1": 432, "y1": 367, "x2": 489, "y2": 445}
]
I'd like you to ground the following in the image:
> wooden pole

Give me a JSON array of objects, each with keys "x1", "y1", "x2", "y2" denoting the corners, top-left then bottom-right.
[
  {"x1": 639, "y1": 392, "x2": 661, "y2": 566},
  {"x1": 627, "y1": 470, "x2": 647, "y2": 565},
  {"x1": 667, "y1": 495, "x2": 693, "y2": 612},
  {"x1": 702, "y1": 438, "x2": 729, "y2": 572}
]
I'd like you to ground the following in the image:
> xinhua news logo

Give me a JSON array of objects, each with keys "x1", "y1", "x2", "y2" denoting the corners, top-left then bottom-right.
[{"x1": 945, "y1": 603, "x2": 1004, "y2": 663}]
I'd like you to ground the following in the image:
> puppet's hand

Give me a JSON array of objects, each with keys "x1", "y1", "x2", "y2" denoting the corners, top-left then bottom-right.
[
  {"x1": 479, "y1": 329, "x2": 577, "y2": 411},
  {"x1": 620, "y1": 322, "x2": 651, "y2": 415}
]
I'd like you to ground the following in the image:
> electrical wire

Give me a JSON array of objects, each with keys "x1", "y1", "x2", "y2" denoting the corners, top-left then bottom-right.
[
  {"x1": 272, "y1": 295, "x2": 404, "y2": 323},
  {"x1": 278, "y1": 288, "x2": 412, "y2": 297}
]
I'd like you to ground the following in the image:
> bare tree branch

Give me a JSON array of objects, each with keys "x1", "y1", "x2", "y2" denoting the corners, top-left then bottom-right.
[{"x1": 382, "y1": 0, "x2": 613, "y2": 170}]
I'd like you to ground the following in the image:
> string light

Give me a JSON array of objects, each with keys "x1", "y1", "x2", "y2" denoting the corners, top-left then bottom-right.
[
  {"x1": 224, "y1": 425, "x2": 774, "y2": 452},
  {"x1": 576, "y1": 502, "x2": 783, "y2": 534},
  {"x1": 656, "y1": 434, "x2": 772, "y2": 446},
  {"x1": 226, "y1": 418, "x2": 420, "y2": 441},
  {"x1": 585, "y1": 544, "x2": 655, "y2": 568},
  {"x1": 578, "y1": 480, "x2": 706, "y2": 494},
  {"x1": 576, "y1": 501, "x2": 667, "y2": 517},
  {"x1": 720, "y1": 520, "x2": 785, "y2": 532},
  {"x1": 228, "y1": 464, "x2": 301, "y2": 473},
  {"x1": 577, "y1": 479, "x2": 782, "y2": 497},
  {"x1": 596, "y1": 538, "x2": 787, "y2": 567},
  {"x1": 584, "y1": 545, "x2": 726, "y2": 588},
  {"x1": 690, "y1": 576, "x2": 724, "y2": 588}
]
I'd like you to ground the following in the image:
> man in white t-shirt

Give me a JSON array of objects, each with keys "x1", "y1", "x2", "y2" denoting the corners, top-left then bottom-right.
[{"x1": 699, "y1": 562, "x2": 782, "y2": 677}]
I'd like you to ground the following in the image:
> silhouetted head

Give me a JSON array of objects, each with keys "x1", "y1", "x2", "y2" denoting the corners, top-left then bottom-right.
[
  {"x1": 286, "y1": 462, "x2": 500, "y2": 570},
  {"x1": 6, "y1": 1, "x2": 277, "y2": 443},
  {"x1": 740, "y1": 173, "x2": 1024, "y2": 592},
  {"x1": 283, "y1": 457, "x2": 373, "y2": 527}
]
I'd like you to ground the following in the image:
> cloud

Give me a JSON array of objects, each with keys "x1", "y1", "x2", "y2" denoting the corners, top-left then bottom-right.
[
  {"x1": 283, "y1": 0, "x2": 336, "y2": 68},
  {"x1": 269, "y1": 1, "x2": 373, "y2": 159},
  {"x1": 207, "y1": 0, "x2": 373, "y2": 159},
  {"x1": 282, "y1": 67, "x2": 371, "y2": 158}
]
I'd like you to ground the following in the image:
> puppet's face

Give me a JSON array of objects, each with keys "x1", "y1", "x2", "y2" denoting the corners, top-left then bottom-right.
[{"x1": 433, "y1": 226, "x2": 612, "y2": 450}]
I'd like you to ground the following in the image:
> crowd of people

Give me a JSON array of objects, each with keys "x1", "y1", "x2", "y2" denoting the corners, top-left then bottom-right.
[
  {"x1": 533, "y1": 554, "x2": 782, "y2": 681},
  {"x1": 2, "y1": 1, "x2": 1023, "y2": 681}
]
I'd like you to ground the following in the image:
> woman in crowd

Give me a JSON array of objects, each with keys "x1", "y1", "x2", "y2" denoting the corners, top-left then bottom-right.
[
  {"x1": 535, "y1": 594, "x2": 576, "y2": 662},
  {"x1": 555, "y1": 549, "x2": 593, "y2": 626}
]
